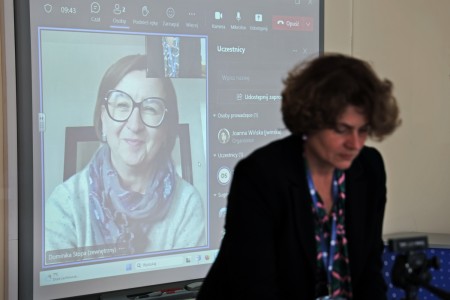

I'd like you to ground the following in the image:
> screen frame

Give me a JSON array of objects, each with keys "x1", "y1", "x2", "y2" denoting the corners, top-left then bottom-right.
[
  {"x1": 14, "y1": 0, "x2": 34, "y2": 299},
  {"x1": 12, "y1": 0, "x2": 325, "y2": 299}
]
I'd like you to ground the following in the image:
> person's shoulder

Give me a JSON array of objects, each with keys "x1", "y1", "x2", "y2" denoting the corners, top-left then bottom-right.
[
  {"x1": 357, "y1": 145, "x2": 384, "y2": 164},
  {"x1": 351, "y1": 145, "x2": 385, "y2": 177},
  {"x1": 170, "y1": 175, "x2": 204, "y2": 217},
  {"x1": 232, "y1": 134, "x2": 303, "y2": 181},
  {"x1": 244, "y1": 134, "x2": 302, "y2": 163},
  {"x1": 173, "y1": 175, "x2": 202, "y2": 201},
  {"x1": 62, "y1": 166, "x2": 90, "y2": 190},
  {"x1": 48, "y1": 167, "x2": 90, "y2": 202},
  {"x1": 175, "y1": 175, "x2": 197, "y2": 191}
]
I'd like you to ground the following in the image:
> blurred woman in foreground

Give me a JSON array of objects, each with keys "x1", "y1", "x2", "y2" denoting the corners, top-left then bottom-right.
[{"x1": 198, "y1": 53, "x2": 400, "y2": 300}]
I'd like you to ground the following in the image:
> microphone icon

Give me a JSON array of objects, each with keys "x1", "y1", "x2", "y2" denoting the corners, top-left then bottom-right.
[{"x1": 236, "y1": 11, "x2": 241, "y2": 21}]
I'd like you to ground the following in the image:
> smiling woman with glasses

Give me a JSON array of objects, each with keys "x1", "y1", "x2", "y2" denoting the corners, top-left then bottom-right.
[
  {"x1": 104, "y1": 89, "x2": 168, "y2": 128},
  {"x1": 45, "y1": 54, "x2": 206, "y2": 261}
]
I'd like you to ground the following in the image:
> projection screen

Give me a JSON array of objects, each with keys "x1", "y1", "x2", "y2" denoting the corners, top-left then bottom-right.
[{"x1": 12, "y1": 0, "x2": 323, "y2": 298}]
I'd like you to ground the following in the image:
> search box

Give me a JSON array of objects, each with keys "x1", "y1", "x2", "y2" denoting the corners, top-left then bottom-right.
[{"x1": 135, "y1": 256, "x2": 184, "y2": 270}]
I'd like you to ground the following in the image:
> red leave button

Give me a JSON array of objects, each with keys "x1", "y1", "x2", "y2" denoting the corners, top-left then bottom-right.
[{"x1": 272, "y1": 16, "x2": 314, "y2": 31}]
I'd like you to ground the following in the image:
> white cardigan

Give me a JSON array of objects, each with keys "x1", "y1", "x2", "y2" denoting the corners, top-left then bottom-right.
[{"x1": 45, "y1": 166, "x2": 206, "y2": 263}]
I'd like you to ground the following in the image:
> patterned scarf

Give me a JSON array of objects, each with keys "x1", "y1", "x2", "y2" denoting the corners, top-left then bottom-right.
[
  {"x1": 88, "y1": 144, "x2": 175, "y2": 254},
  {"x1": 309, "y1": 168, "x2": 353, "y2": 299}
]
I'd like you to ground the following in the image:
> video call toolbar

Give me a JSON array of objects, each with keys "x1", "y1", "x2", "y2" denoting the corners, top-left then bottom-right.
[{"x1": 37, "y1": 1, "x2": 317, "y2": 33}]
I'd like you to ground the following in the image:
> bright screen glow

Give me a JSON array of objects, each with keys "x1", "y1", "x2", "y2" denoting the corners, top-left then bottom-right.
[{"x1": 23, "y1": 1, "x2": 323, "y2": 298}]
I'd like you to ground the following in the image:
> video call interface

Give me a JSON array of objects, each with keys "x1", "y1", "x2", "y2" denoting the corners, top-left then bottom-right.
[{"x1": 29, "y1": 0, "x2": 321, "y2": 298}]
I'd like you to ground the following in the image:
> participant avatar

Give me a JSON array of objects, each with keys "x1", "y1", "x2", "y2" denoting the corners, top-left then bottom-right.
[
  {"x1": 217, "y1": 166, "x2": 231, "y2": 185},
  {"x1": 217, "y1": 128, "x2": 230, "y2": 144}
]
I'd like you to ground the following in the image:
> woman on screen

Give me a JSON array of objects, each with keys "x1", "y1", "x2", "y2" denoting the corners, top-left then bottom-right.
[
  {"x1": 45, "y1": 55, "x2": 206, "y2": 262},
  {"x1": 198, "y1": 54, "x2": 401, "y2": 300}
]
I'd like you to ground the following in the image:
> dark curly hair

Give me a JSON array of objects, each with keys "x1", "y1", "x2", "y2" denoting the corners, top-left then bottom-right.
[{"x1": 281, "y1": 53, "x2": 401, "y2": 140}]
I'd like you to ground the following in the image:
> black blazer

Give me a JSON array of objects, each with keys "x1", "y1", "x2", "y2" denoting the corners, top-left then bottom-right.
[{"x1": 198, "y1": 135, "x2": 388, "y2": 300}]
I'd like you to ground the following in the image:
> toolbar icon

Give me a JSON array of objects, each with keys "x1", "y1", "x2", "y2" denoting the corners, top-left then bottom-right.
[
  {"x1": 43, "y1": 4, "x2": 52, "y2": 13},
  {"x1": 113, "y1": 4, "x2": 125, "y2": 15},
  {"x1": 215, "y1": 11, "x2": 223, "y2": 20},
  {"x1": 91, "y1": 2, "x2": 100, "y2": 13},
  {"x1": 142, "y1": 6, "x2": 150, "y2": 17},
  {"x1": 236, "y1": 11, "x2": 241, "y2": 22},
  {"x1": 166, "y1": 7, "x2": 175, "y2": 18}
]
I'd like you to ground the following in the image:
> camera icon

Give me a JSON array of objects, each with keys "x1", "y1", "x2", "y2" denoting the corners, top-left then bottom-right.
[{"x1": 215, "y1": 11, "x2": 223, "y2": 20}]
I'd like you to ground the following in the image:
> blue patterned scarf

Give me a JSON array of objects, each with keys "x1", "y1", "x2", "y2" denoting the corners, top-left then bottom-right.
[{"x1": 88, "y1": 144, "x2": 175, "y2": 254}]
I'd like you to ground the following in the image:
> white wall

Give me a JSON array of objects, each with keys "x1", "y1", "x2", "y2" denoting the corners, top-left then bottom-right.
[{"x1": 325, "y1": 0, "x2": 450, "y2": 235}]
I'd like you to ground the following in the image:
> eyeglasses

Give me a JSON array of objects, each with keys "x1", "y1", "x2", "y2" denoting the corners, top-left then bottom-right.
[{"x1": 104, "y1": 90, "x2": 167, "y2": 128}]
